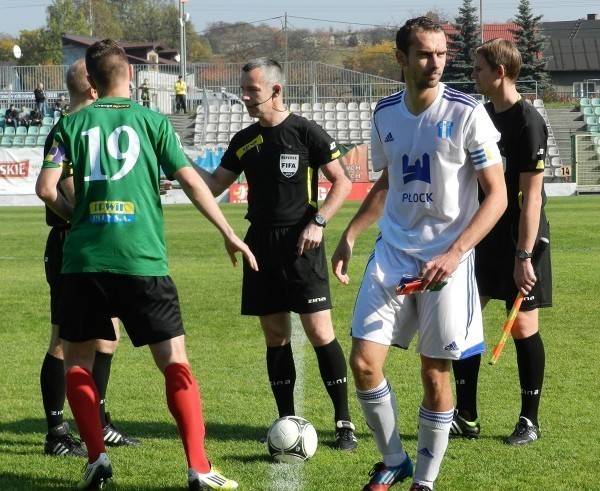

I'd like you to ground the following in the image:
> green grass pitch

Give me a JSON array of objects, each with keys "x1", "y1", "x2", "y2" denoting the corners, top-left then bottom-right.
[{"x1": 0, "y1": 197, "x2": 599, "y2": 490}]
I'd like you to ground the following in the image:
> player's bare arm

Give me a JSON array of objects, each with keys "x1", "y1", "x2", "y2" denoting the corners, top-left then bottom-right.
[
  {"x1": 420, "y1": 161, "x2": 507, "y2": 288},
  {"x1": 514, "y1": 170, "x2": 544, "y2": 294},
  {"x1": 297, "y1": 159, "x2": 352, "y2": 256},
  {"x1": 193, "y1": 159, "x2": 238, "y2": 198},
  {"x1": 174, "y1": 166, "x2": 258, "y2": 271},
  {"x1": 36, "y1": 167, "x2": 74, "y2": 222},
  {"x1": 331, "y1": 170, "x2": 389, "y2": 285}
]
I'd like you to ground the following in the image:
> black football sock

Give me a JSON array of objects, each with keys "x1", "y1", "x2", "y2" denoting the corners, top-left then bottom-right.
[
  {"x1": 266, "y1": 343, "x2": 296, "y2": 417},
  {"x1": 452, "y1": 354, "x2": 481, "y2": 421},
  {"x1": 515, "y1": 332, "x2": 545, "y2": 426},
  {"x1": 314, "y1": 339, "x2": 351, "y2": 423},
  {"x1": 40, "y1": 353, "x2": 66, "y2": 431},
  {"x1": 92, "y1": 351, "x2": 113, "y2": 427}
]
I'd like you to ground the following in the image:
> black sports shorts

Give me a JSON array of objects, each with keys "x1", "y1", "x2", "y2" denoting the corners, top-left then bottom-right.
[
  {"x1": 241, "y1": 223, "x2": 332, "y2": 316},
  {"x1": 476, "y1": 213, "x2": 552, "y2": 311},
  {"x1": 44, "y1": 226, "x2": 69, "y2": 325},
  {"x1": 58, "y1": 273, "x2": 185, "y2": 347}
]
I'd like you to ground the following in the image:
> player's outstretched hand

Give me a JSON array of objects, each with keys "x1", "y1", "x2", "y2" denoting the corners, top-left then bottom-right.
[
  {"x1": 331, "y1": 236, "x2": 353, "y2": 285},
  {"x1": 224, "y1": 234, "x2": 258, "y2": 271}
]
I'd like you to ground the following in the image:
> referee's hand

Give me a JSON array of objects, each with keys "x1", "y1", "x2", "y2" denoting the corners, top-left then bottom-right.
[{"x1": 296, "y1": 223, "x2": 323, "y2": 256}]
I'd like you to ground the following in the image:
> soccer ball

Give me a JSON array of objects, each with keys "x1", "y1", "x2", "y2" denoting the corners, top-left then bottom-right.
[{"x1": 267, "y1": 416, "x2": 318, "y2": 463}]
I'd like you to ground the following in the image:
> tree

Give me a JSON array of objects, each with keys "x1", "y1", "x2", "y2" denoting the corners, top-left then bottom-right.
[
  {"x1": 444, "y1": 0, "x2": 480, "y2": 93},
  {"x1": 0, "y1": 35, "x2": 17, "y2": 63},
  {"x1": 45, "y1": 0, "x2": 89, "y2": 63},
  {"x1": 344, "y1": 41, "x2": 400, "y2": 81},
  {"x1": 511, "y1": 0, "x2": 551, "y2": 93}
]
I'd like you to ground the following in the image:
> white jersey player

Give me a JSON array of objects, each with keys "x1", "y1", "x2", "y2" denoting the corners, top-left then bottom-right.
[{"x1": 331, "y1": 17, "x2": 507, "y2": 491}]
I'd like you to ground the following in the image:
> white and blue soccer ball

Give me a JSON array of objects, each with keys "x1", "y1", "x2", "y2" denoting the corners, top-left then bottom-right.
[{"x1": 267, "y1": 416, "x2": 318, "y2": 463}]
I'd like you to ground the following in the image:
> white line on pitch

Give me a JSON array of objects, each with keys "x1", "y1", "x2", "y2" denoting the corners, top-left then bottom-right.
[{"x1": 269, "y1": 314, "x2": 306, "y2": 491}]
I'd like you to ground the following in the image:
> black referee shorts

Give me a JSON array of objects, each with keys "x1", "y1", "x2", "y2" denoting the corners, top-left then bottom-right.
[
  {"x1": 241, "y1": 224, "x2": 332, "y2": 316},
  {"x1": 476, "y1": 215, "x2": 552, "y2": 311},
  {"x1": 59, "y1": 273, "x2": 185, "y2": 347},
  {"x1": 44, "y1": 226, "x2": 69, "y2": 325}
]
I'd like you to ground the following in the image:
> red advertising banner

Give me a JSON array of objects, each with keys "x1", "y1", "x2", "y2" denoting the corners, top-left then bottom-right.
[{"x1": 230, "y1": 181, "x2": 374, "y2": 204}]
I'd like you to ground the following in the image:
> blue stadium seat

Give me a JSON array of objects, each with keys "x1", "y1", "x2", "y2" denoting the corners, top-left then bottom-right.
[
  {"x1": 28, "y1": 126, "x2": 40, "y2": 135},
  {"x1": 24, "y1": 135, "x2": 37, "y2": 146},
  {"x1": 4, "y1": 127, "x2": 15, "y2": 136},
  {"x1": 12, "y1": 136, "x2": 25, "y2": 146},
  {"x1": 16, "y1": 126, "x2": 28, "y2": 135},
  {"x1": 36, "y1": 135, "x2": 47, "y2": 146}
]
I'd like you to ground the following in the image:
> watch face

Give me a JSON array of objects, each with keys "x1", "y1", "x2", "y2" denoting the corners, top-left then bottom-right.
[
  {"x1": 516, "y1": 249, "x2": 531, "y2": 260},
  {"x1": 314, "y1": 214, "x2": 326, "y2": 227}
]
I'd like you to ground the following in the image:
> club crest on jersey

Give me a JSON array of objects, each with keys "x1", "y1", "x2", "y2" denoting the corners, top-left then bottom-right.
[
  {"x1": 437, "y1": 120, "x2": 453, "y2": 139},
  {"x1": 280, "y1": 154, "x2": 299, "y2": 178},
  {"x1": 402, "y1": 153, "x2": 431, "y2": 184}
]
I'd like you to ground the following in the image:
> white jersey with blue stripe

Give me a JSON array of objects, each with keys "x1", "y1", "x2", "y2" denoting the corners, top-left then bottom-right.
[{"x1": 371, "y1": 82, "x2": 501, "y2": 261}]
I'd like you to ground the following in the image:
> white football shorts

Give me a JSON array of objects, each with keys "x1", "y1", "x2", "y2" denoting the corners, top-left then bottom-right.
[{"x1": 351, "y1": 236, "x2": 485, "y2": 360}]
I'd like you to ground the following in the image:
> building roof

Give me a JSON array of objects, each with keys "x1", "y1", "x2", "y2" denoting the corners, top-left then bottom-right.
[
  {"x1": 441, "y1": 23, "x2": 518, "y2": 43},
  {"x1": 541, "y1": 18, "x2": 600, "y2": 71},
  {"x1": 62, "y1": 34, "x2": 179, "y2": 66}
]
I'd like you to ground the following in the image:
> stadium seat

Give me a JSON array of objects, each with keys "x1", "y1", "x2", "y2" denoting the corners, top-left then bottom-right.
[
  {"x1": 579, "y1": 97, "x2": 591, "y2": 107},
  {"x1": 12, "y1": 136, "x2": 25, "y2": 145},
  {"x1": 217, "y1": 133, "x2": 229, "y2": 143},
  {"x1": 349, "y1": 120, "x2": 361, "y2": 130},
  {"x1": 24, "y1": 136, "x2": 37, "y2": 146},
  {"x1": 42, "y1": 116, "x2": 54, "y2": 126},
  {"x1": 361, "y1": 130, "x2": 371, "y2": 140},
  {"x1": 348, "y1": 111, "x2": 359, "y2": 121},
  {"x1": 547, "y1": 136, "x2": 556, "y2": 147},
  {"x1": 312, "y1": 112, "x2": 324, "y2": 123},
  {"x1": 208, "y1": 104, "x2": 219, "y2": 113},
  {"x1": 371, "y1": 102, "x2": 377, "y2": 110},
  {"x1": 337, "y1": 120, "x2": 348, "y2": 130},
  {"x1": 536, "y1": 107, "x2": 547, "y2": 118},
  {"x1": 533, "y1": 99, "x2": 544, "y2": 108},
  {"x1": 4, "y1": 127, "x2": 15, "y2": 136},
  {"x1": 582, "y1": 106, "x2": 594, "y2": 116},
  {"x1": 1, "y1": 136, "x2": 12, "y2": 146},
  {"x1": 335, "y1": 102, "x2": 347, "y2": 111},
  {"x1": 39, "y1": 126, "x2": 51, "y2": 136},
  {"x1": 289, "y1": 103, "x2": 301, "y2": 113},
  {"x1": 360, "y1": 111, "x2": 371, "y2": 121},
  {"x1": 337, "y1": 130, "x2": 349, "y2": 142},
  {"x1": 324, "y1": 111, "x2": 336, "y2": 121},
  {"x1": 16, "y1": 126, "x2": 28, "y2": 135},
  {"x1": 360, "y1": 120, "x2": 372, "y2": 129},
  {"x1": 547, "y1": 146, "x2": 560, "y2": 158},
  {"x1": 207, "y1": 113, "x2": 219, "y2": 123},
  {"x1": 230, "y1": 113, "x2": 242, "y2": 123},
  {"x1": 586, "y1": 116, "x2": 598, "y2": 127},
  {"x1": 543, "y1": 167, "x2": 554, "y2": 178},
  {"x1": 591, "y1": 98, "x2": 600, "y2": 107},
  {"x1": 301, "y1": 103, "x2": 312, "y2": 112},
  {"x1": 28, "y1": 126, "x2": 40, "y2": 135},
  {"x1": 218, "y1": 104, "x2": 231, "y2": 114},
  {"x1": 595, "y1": 107, "x2": 600, "y2": 116},
  {"x1": 218, "y1": 122, "x2": 230, "y2": 133},
  {"x1": 242, "y1": 113, "x2": 254, "y2": 123},
  {"x1": 218, "y1": 113, "x2": 230, "y2": 123},
  {"x1": 231, "y1": 104, "x2": 243, "y2": 113},
  {"x1": 205, "y1": 132, "x2": 217, "y2": 143},
  {"x1": 324, "y1": 102, "x2": 335, "y2": 111},
  {"x1": 336, "y1": 111, "x2": 348, "y2": 121},
  {"x1": 302, "y1": 112, "x2": 313, "y2": 120},
  {"x1": 549, "y1": 156, "x2": 562, "y2": 167},
  {"x1": 359, "y1": 102, "x2": 370, "y2": 111},
  {"x1": 229, "y1": 122, "x2": 241, "y2": 133},
  {"x1": 349, "y1": 130, "x2": 361, "y2": 141},
  {"x1": 36, "y1": 135, "x2": 46, "y2": 146},
  {"x1": 312, "y1": 102, "x2": 323, "y2": 112},
  {"x1": 347, "y1": 102, "x2": 359, "y2": 111}
]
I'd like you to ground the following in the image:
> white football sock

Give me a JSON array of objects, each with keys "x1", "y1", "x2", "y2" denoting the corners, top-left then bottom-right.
[
  {"x1": 414, "y1": 406, "x2": 454, "y2": 488},
  {"x1": 356, "y1": 378, "x2": 406, "y2": 466}
]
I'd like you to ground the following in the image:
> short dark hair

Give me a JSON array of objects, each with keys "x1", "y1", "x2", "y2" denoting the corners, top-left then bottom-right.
[
  {"x1": 85, "y1": 39, "x2": 129, "y2": 93},
  {"x1": 396, "y1": 17, "x2": 445, "y2": 55},
  {"x1": 242, "y1": 58, "x2": 285, "y2": 88}
]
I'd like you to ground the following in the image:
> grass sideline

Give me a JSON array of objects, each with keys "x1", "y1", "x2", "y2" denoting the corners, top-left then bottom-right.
[{"x1": 0, "y1": 197, "x2": 599, "y2": 491}]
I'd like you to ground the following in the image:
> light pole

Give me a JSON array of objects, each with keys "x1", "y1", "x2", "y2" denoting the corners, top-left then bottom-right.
[
  {"x1": 480, "y1": 0, "x2": 484, "y2": 44},
  {"x1": 179, "y1": 0, "x2": 188, "y2": 78}
]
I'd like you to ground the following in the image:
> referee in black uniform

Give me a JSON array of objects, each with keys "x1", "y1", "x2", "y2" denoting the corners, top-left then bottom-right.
[
  {"x1": 197, "y1": 58, "x2": 358, "y2": 450},
  {"x1": 451, "y1": 39, "x2": 552, "y2": 445}
]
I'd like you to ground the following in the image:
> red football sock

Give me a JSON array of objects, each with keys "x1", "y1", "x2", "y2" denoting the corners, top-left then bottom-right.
[
  {"x1": 65, "y1": 366, "x2": 106, "y2": 462},
  {"x1": 165, "y1": 363, "x2": 209, "y2": 472}
]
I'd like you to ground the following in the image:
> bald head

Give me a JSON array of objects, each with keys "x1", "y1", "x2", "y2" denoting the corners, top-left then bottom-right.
[{"x1": 65, "y1": 59, "x2": 96, "y2": 111}]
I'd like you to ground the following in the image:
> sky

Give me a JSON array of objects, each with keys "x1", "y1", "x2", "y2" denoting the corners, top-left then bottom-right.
[{"x1": 1, "y1": 0, "x2": 599, "y2": 39}]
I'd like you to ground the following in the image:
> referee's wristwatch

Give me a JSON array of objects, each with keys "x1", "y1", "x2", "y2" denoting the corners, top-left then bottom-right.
[
  {"x1": 313, "y1": 214, "x2": 327, "y2": 228},
  {"x1": 515, "y1": 249, "x2": 532, "y2": 260}
]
